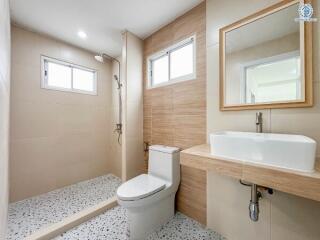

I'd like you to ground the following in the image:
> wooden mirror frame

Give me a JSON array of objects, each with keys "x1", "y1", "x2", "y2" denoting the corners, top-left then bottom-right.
[{"x1": 219, "y1": 0, "x2": 313, "y2": 111}]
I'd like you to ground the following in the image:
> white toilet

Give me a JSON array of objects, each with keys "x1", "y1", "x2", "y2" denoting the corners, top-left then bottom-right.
[{"x1": 117, "y1": 145, "x2": 180, "y2": 240}]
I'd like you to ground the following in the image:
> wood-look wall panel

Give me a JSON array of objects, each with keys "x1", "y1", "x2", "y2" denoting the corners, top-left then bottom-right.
[
  {"x1": 150, "y1": 87, "x2": 173, "y2": 114},
  {"x1": 151, "y1": 131, "x2": 174, "y2": 146},
  {"x1": 143, "y1": 39, "x2": 154, "y2": 57},
  {"x1": 173, "y1": 114, "x2": 206, "y2": 150},
  {"x1": 173, "y1": 81, "x2": 206, "y2": 115},
  {"x1": 143, "y1": 2, "x2": 207, "y2": 225},
  {"x1": 150, "y1": 23, "x2": 175, "y2": 53},
  {"x1": 143, "y1": 116, "x2": 152, "y2": 143},
  {"x1": 177, "y1": 166, "x2": 207, "y2": 224},
  {"x1": 143, "y1": 94, "x2": 152, "y2": 116},
  {"x1": 173, "y1": 3, "x2": 206, "y2": 41}
]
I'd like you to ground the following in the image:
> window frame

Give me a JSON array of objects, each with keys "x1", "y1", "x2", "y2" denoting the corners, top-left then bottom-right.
[
  {"x1": 239, "y1": 50, "x2": 301, "y2": 104},
  {"x1": 41, "y1": 55, "x2": 98, "y2": 95},
  {"x1": 147, "y1": 35, "x2": 196, "y2": 88}
]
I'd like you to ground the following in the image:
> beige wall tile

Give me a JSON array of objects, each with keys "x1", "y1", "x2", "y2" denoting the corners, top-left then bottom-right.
[
  {"x1": 270, "y1": 191, "x2": 320, "y2": 240},
  {"x1": 9, "y1": 138, "x2": 58, "y2": 200},
  {"x1": 122, "y1": 32, "x2": 145, "y2": 181},
  {"x1": 0, "y1": 7, "x2": 10, "y2": 86},
  {"x1": 10, "y1": 100, "x2": 59, "y2": 139},
  {"x1": 207, "y1": 173, "x2": 271, "y2": 240},
  {"x1": 11, "y1": 27, "x2": 44, "y2": 68},
  {"x1": 10, "y1": 63, "x2": 46, "y2": 103},
  {"x1": 56, "y1": 103, "x2": 95, "y2": 134},
  {"x1": 126, "y1": 100, "x2": 143, "y2": 138},
  {"x1": 125, "y1": 137, "x2": 145, "y2": 180},
  {"x1": 270, "y1": 82, "x2": 320, "y2": 156},
  {"x1": 0, "y1": 0, "x2": 10, "y2": 238}
]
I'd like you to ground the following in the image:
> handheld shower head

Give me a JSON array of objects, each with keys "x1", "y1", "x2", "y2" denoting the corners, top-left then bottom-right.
[{"x1": 114, "y1": 75, "x2": 121, "y2": 89}]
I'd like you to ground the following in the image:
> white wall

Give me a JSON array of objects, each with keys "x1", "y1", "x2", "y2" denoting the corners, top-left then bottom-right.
[
  {"x1": 0, "y1": 0, "x2": 10, "y2": 237},
  {"x1": 122, "y1": 31, "x2": 144, "y2": 181},
  {"x1": 206, "y1": 0, "x2": 320, "y2": 239}
]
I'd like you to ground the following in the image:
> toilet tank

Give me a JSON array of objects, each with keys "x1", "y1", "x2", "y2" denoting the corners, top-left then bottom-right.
[{"x1": 148, "y1": 145, "x2": 180, "y2": 184}]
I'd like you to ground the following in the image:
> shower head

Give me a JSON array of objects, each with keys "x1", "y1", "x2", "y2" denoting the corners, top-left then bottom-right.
[
  {"x1": 95, "y1": 53, "x2": 121, "y2": 87},
  {"x1": 94, "y1": 55, "x2": 104, "y2": 63},
  {"x1": 94, "y1": 53, "x2": 121, "y2": 66}
]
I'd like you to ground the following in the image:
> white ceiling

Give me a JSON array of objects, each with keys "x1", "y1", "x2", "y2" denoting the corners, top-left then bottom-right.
[{"x1": 10, "y1": 0, "x2": 203, "y2": 57}]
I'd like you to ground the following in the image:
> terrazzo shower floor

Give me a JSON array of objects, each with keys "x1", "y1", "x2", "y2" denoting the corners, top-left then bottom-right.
[
  {"x1": 54, "y1": 206, "x2": 226, "y2": 240},
  {"x1": 7, "y1": 174, "x2": 122, "y2": 240}
]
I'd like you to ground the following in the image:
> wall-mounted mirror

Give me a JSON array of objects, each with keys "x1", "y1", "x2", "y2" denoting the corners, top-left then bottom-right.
[{"x1": 220, "y1": 0, "x2": 313, "y2": 111}]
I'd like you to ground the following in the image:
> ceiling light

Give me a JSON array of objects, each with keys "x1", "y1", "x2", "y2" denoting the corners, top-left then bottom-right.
[{"x1": 77, "y1": 31, "x2": 87, "y2": 39}]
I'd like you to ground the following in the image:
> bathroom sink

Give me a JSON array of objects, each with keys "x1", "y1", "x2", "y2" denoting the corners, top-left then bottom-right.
[{"x1": 210, "y1": 131, "x2": 317, "y2": 172}]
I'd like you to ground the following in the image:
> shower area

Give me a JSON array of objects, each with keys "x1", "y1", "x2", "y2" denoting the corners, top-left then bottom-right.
[{"x1": 7, "y1": 27, "x2": 144, "y2": 240}]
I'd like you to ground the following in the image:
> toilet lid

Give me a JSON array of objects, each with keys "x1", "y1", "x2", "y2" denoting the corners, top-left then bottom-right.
[{"x1": 117, "y1": 174, "x2": 166, "y2": 201}]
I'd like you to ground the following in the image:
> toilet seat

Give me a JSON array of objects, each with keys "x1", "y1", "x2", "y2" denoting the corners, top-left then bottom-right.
[{"x1": 117, "y1": 174, "x2": 166, "y2": 201}]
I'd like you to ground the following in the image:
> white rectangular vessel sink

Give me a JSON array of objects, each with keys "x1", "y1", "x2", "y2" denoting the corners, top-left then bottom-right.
[{"x1": 210, "y1": 131, "x2": 317, "y2": 172}]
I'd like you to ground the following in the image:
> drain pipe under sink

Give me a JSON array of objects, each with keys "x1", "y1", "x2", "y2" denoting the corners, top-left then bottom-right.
[{"x1": 249, "y1": 184, "x2": 261, "y2": 221}]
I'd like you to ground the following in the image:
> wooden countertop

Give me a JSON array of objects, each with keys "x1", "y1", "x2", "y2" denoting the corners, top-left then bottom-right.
[{"x1": 180, "y1": 144, "x2": 320, "y2": 202}]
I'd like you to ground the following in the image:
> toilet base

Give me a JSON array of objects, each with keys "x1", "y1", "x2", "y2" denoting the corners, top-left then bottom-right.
[{"x1": 127, "y1": 193, "x2": 175, "y2": 240}]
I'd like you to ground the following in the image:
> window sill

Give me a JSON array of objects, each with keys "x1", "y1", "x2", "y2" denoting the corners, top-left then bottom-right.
[
  {"x1": 41, "y1": 85, "x2": 98, "y2": 96},
  {"x1": 147, "y1": 74, "x2": 196, "y2": 89}
]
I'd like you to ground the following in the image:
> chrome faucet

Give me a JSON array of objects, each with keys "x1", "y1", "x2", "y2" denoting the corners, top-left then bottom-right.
[{"x1": 256, "y1": 112, "x2": 263, "y2": 133}]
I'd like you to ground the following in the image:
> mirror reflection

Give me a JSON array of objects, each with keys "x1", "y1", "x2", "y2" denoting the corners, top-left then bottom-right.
[{"x1": 224, "y1": 3, "x2": 302, "y2": 106}]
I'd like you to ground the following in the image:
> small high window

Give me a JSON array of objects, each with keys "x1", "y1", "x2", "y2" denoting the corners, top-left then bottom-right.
[
  {"x1": 41, "y1": 56, "x2": 97, "y2": 95},
  {"x1": 148, "y1": 35, "x2": 196, "y2": 88}
]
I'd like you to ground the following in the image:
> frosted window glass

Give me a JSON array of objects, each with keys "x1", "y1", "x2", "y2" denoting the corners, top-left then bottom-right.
[
  {"x1": 152, "y1": 55, "x2": 169, "y2": 85},
  {"x1": 47, "y1": 62, "x2": 71, "y2": 89},
  {"x1": 170, "y1": 43, "x2": 193, "y2": 79},
  {"x1": 73, "y1": 68, "x2": 95, "y2": 92}
]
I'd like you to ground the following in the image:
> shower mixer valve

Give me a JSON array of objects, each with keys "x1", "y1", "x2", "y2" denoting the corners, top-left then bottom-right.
[{"x1": 114, "y1": 123, "x2": 122, "y2": 134}]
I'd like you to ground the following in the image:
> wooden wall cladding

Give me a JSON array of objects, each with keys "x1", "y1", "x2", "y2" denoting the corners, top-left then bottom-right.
[{"x1": 143, "y1": 2, "x2": 207, "y2": 225}]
